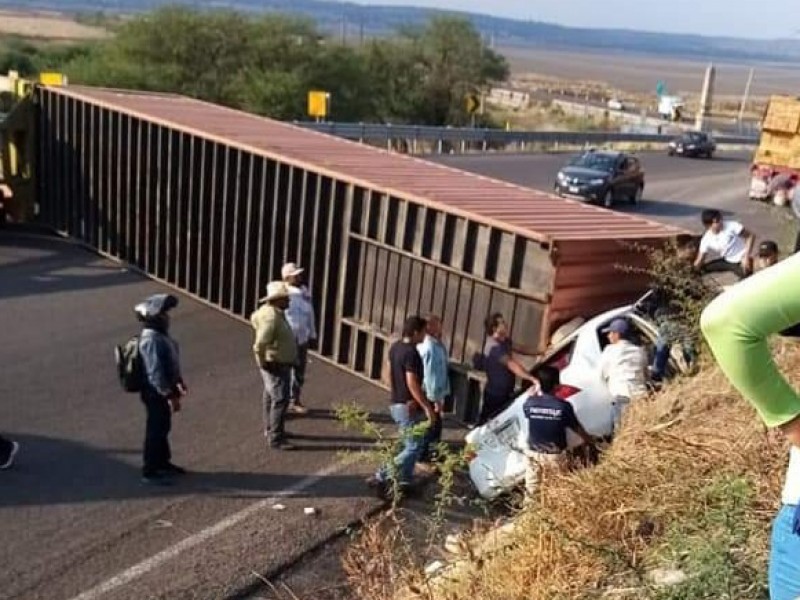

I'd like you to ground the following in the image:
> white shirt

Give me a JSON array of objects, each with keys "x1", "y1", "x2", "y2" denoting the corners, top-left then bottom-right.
[
  {"x1": 699, "y1": 221, "x2": 747, "y2": 264},
  {"x1": 285, "y1": 285, "x2": 317, "y2": 346},
  {"x1": 783, "y1": 446, "x2": 800, "y2": 505},
  {"x1": 599, "y1": 340, "x2": 649, "y2": 399}
]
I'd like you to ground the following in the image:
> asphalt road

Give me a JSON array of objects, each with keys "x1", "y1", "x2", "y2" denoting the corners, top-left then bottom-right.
[
  {"x1": 1, "y1": 148, "x2": 793, "y2": 600},
  {"x1": 433, "y1": 150, "x2": 796, "y2": 248},
  {"x1": 0, "y1": 230, "x2": 391, "y2": 600}
]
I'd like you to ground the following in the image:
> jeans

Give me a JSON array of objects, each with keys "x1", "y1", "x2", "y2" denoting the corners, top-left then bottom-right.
[
  {"x1": 700, "y1": 258, "x2": 749, "y2": 280},
  {"x1": 291, "y1": 343, "x2": 309, "y2": 402},
  {"x1": 611, "y1": 396, "x2": 630, "y2": 434},
  {"x1": 652, "y1": 323, "x2": 695, "y2": 381},
  {"x1": 141, "y1": 391, "x2": 172, "y2": 476},
  {"x1": 376, "y1": 403, "x2": 425, "y2": 486},
  {"x1": 261, "y1": 364, "x2": 292, "y2": 446},
  {"x1": 769, "y1": 504, "x2": 800, "y2": 600}
]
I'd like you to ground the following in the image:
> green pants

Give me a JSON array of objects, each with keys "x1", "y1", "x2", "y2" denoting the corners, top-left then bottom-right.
[{"x1": 701, "y1": 253, "x2": 800, "y2": 428}]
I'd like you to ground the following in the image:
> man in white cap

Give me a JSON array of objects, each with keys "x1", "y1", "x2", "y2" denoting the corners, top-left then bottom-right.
[
  {"x1": 281, "y1": 262, "x2": 317, "y2": 415},
  {"x1": 598, "y1": 317, "x2": 648, "y2": 434},
  {"x1": 251, "y1": 281, "x2": 298, "y2": 450}
]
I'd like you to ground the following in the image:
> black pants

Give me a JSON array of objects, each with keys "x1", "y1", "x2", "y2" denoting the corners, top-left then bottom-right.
[
  {"x1": 478, "y1": 391, "x2": 511, "y2": 425},
  {"x1": 701, "y1": 258, "x2": 748, "y2": 280},
  {"x1": 419, "y1": 409, "x2": 443, "y2": 461},
  {"x1": 141, "y1": 391, "x2": 172, "y2": 476}
]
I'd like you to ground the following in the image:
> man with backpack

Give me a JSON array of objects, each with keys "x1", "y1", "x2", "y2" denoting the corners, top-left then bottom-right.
[{"x1": 132, "y1": 293, "x2": 187, "y2": 485}]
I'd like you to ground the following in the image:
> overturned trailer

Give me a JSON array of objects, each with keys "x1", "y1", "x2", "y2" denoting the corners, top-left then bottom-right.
[{"x1": 30, "y1": 85, "x2": 682, "y2": 419}]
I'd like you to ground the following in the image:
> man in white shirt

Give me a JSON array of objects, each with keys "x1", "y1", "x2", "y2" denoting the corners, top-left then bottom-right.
[
  {"x1": 282, "y1": 262, "x2": 317, "y2": 415},
  {"x1": 693, "y1": 209, "x2": 755, "y2": 280},
  {"x1": 598, "y1": 318, "x2": 649, "y2": 434}
]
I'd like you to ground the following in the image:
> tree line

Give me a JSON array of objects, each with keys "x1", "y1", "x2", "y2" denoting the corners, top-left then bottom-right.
[{"x1": 1, "y1": 6, "x2": 509, "y2": 126}]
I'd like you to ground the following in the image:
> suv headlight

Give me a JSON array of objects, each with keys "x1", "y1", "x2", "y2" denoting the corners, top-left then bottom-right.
[{"x1": 557, "y1": 172, "x2": 567, "y2": 182}]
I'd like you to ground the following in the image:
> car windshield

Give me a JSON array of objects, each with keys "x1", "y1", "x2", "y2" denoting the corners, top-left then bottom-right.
[{"x1": 568, "y1": 153, "x2": 616, "y2": 172}]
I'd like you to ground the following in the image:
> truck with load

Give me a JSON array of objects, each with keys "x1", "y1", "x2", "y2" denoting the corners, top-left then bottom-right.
[{"x1": 749, "y1": 95, "x2": 800, "y2": 206}]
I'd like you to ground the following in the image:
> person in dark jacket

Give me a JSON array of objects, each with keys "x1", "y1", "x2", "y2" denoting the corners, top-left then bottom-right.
[{"x1": 135, "y1": 293, "x2": 187, "y2": 485}]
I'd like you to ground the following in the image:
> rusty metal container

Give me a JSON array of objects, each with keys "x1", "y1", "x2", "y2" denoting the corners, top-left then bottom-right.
[{"x1": 33, "y1": 85, "x2": 682, "y2": 418}]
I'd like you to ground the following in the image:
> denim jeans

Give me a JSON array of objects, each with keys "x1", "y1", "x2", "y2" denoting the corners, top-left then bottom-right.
[
  {"x1": 769, "y1": 504, "x2": 800, "y2": 600},
  {"x1": 376, "y1": 403, "x2": 425, "y2": 486},
  {"x1": 419, "y1": 405, "x2": 443, "y2": 462},
  {"x1": 291, "y1": 343, "x2": 309, "y2": 402},
  {"x1": 261, "y1": 365, "x2": 292, "y2": 446}
]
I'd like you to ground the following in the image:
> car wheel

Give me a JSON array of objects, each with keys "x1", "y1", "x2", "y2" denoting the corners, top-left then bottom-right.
[
  {"x1": 631, "y1": 185, "x2": 643, "y2": 205},
  {"x1": 667, "y1": 149, "x2": 675, "y2": 157},
  {"x1": 602, "y1": 189, "x2": 614, "y2": 208},
  {"x1": 554, "y1": 185, "x2": 563, "y2": 198},
  {"x1": 707, "y1": 151, "x2": 714, "y2": 159}
]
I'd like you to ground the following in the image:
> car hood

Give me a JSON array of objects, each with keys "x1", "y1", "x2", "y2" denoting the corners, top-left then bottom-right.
[{"x1": 559, "y1": 166, "x2": 611, "y2": 180}]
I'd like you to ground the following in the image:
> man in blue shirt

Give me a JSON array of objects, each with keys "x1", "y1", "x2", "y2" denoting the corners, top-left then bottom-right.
[
  {"x1": 522, "y1": 365, "x2": 594, "y2": 499},
  {"x1": 136, "y1": 293, "x2": 188, "y2": 486},
  {"x1": 417, "y1": 314, "x2": 450, "y2": 464}
]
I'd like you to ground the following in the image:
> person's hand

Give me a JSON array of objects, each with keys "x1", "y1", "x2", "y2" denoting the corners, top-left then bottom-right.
[
  {"x1": 781, "y1": 415, "x2": 800, "y2": 447},
  {"x1": 177, "y1": 381, "x2": 188, "y2": 396},
  {"x1": 527, "y1": 376, "x2": 541, "y2": 395},
  {"x1": 169, "y1": 397, "x2": 182, "y2": 413},
  {"x1": 742, "y1": 256, "x2": 753, "y2": 273}
]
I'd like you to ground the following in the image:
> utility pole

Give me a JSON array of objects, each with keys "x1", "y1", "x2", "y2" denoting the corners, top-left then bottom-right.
[
  {"x1": 695, "y1": 63, "x2": 716, "y2": 131},
  {"x1": 738, "y1": 67, "x2": 755, "y2": 124}
]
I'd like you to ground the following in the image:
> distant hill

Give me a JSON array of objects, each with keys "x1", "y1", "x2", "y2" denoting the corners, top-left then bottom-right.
[{"x1": 3, "y1": 0, "x2": 800, "y2": 63}]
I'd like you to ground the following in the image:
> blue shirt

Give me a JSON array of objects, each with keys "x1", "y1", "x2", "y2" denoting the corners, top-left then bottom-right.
[
  {"x1": 417, "y1": 335, "x2": 451, "y2": 402},
  {"x1": 523, "y1": 393, "x2": 580, "y2": 454}
]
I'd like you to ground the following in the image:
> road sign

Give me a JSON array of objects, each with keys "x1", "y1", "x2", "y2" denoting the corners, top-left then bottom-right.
[
  {"x1": 656, "y1": 80, "x2": 666, "y2": 96},
  {"x1": 465, "y1": 93, "x2": 480, "y2": 114},
  {"x1": 39, "y1": 72, "x2": 67, "y2": 86},
  {"x1": 308, "y1": 91, "x2": 330, "y2": 119}
]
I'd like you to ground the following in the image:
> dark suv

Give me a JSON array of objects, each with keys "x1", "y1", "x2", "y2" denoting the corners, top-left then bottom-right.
[
  {"x1": 553, "y1": 150, "x2": 645, "y2": 208},
  {"x1": 667, "y1": 131, "x2": 716, "y2": 158}
]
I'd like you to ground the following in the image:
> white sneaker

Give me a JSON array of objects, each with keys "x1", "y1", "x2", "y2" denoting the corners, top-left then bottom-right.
[{"x1": 0, "y1": 441, "x2": 19, "y2": 470}]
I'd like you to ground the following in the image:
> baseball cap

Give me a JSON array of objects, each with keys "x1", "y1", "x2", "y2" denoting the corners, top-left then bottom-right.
[
  {"x1": 758, "y1": 240, "x2": 779, "y2": 257},
  {"x1": 602, "y1": 318, "x2": 630, "y2": 336},
  {"x1": 134, "y1": 293, "x2": 178, "y2": 319},
  {"x1": 281, "y1": 262, "x2": 304, "y2": 279}
]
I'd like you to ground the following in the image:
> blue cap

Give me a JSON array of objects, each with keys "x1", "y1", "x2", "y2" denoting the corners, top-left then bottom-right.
[
  {"x1": 602, "y1": 318, "x2": 630, "y2": 336},
  {"x1": 134, "y1": 293, "x2": 178, "y2": 319}
]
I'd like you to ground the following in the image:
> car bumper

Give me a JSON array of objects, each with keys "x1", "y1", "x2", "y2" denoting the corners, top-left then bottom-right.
[{"x1": 554, "y1": 182, "x2": 604, "y2": 201}]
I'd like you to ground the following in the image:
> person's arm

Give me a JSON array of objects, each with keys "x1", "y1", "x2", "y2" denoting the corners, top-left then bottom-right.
[
  {"x1": 139, "y1": 336, "x2": 175, "y2": 397},
  {"x1": 405, "y1": 370, "x2": 434, "y2": 420},
  {"x1": 253, "y1": 314, "x2": 276, "y2": 367},
  {"x1": 701, "y1": 253, "x2": 800, "y2": 445},
  {"x1": 512, "y1": 342, "x2": 539, "y2": 357},
  {"x1": 739, "y1": 227, "x2": 756, "y2": 270},
  {"x1": 500, "y1": 352, "x2": 538, "y2": 384},
  {"x1": 418, "y1": 344, "x2": 435, "y2": 400}
]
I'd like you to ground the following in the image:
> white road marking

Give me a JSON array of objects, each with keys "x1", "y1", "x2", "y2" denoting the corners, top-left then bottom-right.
[{"x1": 67, "y1": 461, "x2": 345, "y2": 600}]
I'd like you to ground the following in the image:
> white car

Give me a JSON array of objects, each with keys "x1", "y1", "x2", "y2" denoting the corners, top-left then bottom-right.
[
  {"x1": 465, "y1": 302, "x2": 690, "y2": 500},
  {"x1": 607, "y1": 98, "x2": 625, "y2": 111}
]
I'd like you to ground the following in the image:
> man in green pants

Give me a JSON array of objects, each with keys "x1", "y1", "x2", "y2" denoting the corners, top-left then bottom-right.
[{"x1": 701, "y1": 253, "x2": 800, "y2": 600}]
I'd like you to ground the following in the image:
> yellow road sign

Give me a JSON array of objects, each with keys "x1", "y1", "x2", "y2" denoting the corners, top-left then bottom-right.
[
  {"x1": 39, "y1": 72, "x2": 67, "y2": 86},
  {"x1": 308, "y1": 91, "x2": 330, "y2": 119},
  {"x1": 466, "y1": 93, "x2": 480, "y2": 114}
]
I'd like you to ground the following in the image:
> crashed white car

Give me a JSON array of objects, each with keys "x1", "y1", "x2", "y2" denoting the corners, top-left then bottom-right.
[{"x1": 465, "y1": 301, "x2": 690, "y2": 500}]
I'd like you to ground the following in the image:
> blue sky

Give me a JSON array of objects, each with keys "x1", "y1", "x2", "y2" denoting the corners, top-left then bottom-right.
[{"x1": 351, "y1": 0, "x2": 797, "y2": 38}]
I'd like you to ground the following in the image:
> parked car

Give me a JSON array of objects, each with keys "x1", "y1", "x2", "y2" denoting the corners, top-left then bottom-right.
[
  {"x1": 553, "y1": 150, "x2": 645, "y2": 208},
  {"x1": 465, "y1": 298, "x2": 690, "y2": 500},
  {"x1": 667, "y1": 131, "x2": 716, "y2": 158},
  {"x1": 607, "y1": 98, "x2": 625, "y2": 111}
]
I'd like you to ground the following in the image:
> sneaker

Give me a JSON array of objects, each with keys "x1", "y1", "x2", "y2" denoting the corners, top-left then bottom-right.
[
  {"x1": 0, "y1": 441, "x2": 19, "y2": 470},
  {"x1": 287, "y1": 402, "x2": 309, "y2": 415},
  {"x1": 141, "y1": 473, "x2": 174, "y2": 486},
  {"x1": 158, "y1": 463, "x2": 187, "y2": 476},
  {"x1": 269, "y1": 440, "x2": 297, "y2": 451}
]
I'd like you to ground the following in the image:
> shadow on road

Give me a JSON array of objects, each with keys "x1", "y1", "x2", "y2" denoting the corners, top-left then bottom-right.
[
  {"x1": 617, "y1": 198, "x2": 735, "y2": 219},
  {"x1": 0, "y1": 433, "x2": 379, "y2": 508},
  {"x1": 0, "y1": 228, "x2": 137, "y2": 301}
]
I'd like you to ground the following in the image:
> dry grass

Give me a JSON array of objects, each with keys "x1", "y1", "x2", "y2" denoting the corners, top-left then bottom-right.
[
  {"x1": 343, "y1": 344, "x2": 797, "y2": 599},
  {"x1": 0, "y1": 10, "x2": 109, "y2": 41}
]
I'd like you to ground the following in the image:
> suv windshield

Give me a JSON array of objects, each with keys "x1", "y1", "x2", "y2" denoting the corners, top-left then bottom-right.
[{"x1": 568, "y1": 153, "x2": 617, "y2": 172}]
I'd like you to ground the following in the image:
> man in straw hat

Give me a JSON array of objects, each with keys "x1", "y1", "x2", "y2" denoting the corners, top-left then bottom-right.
[{"x1": 251, "y1": 281, "x2": 298, "y2": 451}]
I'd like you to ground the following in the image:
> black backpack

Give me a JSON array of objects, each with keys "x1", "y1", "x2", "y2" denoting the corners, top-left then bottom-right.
[{"x1": 115, "y1": 335, "x2": 144, "y2": 393}]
